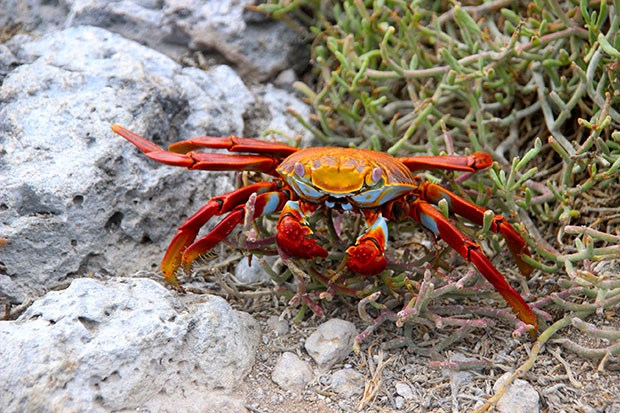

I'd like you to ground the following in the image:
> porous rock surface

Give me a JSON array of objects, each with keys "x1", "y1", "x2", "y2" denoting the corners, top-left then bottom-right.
[
  {"x1": 1, "y1": 0, "x2": 307, "y2": 81},
  {"x1": 0, "y1": 277, "x2": 260, "y2": 412}
]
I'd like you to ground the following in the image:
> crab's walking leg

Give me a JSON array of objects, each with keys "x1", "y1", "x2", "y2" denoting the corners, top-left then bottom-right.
[
  {"x1": 410, "y1": 199, "x2": 538, "y2": 333},
  {"x1": 399, "y1": 152, "x2": 492, "y2": 172},
  {"x1": 276, "y1": 201, "x2": 328, "y2": 260},
  {"x1": 161, "y1": 182, "x2": 280, "y2": 286},
  {"x1": 346, "y1": 210, "x2": 389, "y2": 275},
  {"x1": 419, "y1": 182, "x2": 533, "y2": 276},
  {"x1": 179, "y1": 190, "x2": 289, "y2": 275},
  {"x1": 112, "y1": 124, "x2": 285, "y2": 175},
  {"x1": 166, "y1": 135, "x2": 299, "y2": 157}
]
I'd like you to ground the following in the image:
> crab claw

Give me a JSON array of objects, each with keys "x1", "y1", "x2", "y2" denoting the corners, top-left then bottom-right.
[
  {"x1": 276, "y1": 201, "x2": 328, "y2": 260},
  {"x1": 346, "y1": 211, "x2": 388, "y2": 276},
  {"x1": 276, "y1": 213, "x2": 328, "y2": 259},
  {"x1": 346, "y1": 240, "x2": 387, "y2": 275}
]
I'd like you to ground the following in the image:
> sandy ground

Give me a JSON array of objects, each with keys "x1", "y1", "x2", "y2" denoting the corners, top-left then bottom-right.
[{"x1": 201, "y1": 277, "x2": 620, "y2": 413}]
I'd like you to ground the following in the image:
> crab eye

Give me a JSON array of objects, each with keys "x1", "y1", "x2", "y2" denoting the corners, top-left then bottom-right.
[
  {"x1": 368, "y1": 166, "x2": 383, "y2": 185},
  {"x1": 294, "y1": 161, "x2": 305, "y2": 177}
]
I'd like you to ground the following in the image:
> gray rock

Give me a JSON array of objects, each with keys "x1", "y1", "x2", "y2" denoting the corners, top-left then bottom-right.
[
  {"x1": 271, "y1": 351, "x2": 314, "y2": 393},
  {"x1": 61, "y1": 0, "x2": 307, "y2": 81},
  {"x1": 331, "y1": 368, "x2": 365, "y2": 398},
  {"x1": 395, "y1": 381, "x2": 414, "y2": 399},
  {"x1": 305, "y1": 318, "x2": 358, "y2": 370},
  {"x1": 3, "y1": 1, "x2": 307, "y2": 81},
  {"x1": 0, "y1": 277, "x2": 259, "y2": 412},
  {"x1": 0, "y1": 0, "x2": 67, "y2": 35},
  {"x1": 0, "y1": 26, "x2": 228, "y2": 302},
  {"x1": 234, "y1": 255, "x2": 274, "y2": 285},
  {"x1": 493, "y1": 372, "x2": 540, "y2": 413},
  {"x1": 162, "y1": 0, "x2": 308, "y2": 81},
  {"x1": 65, "y1": 0, "x2": 178, "y2": 55},
  {"x1": 0, "y1": 25, "x2": 310, "y2": 303},
  {"x1": 0, "y1": 44, "x2": 18, "y2": 83},
  {"x1": 266, "y1": 315, "x2": 289, "y2": 336},
  {"x1": 250, "y1": 83, "x2": 316, "y2": 147}
]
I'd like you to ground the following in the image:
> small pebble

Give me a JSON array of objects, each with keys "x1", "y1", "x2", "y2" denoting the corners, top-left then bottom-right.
[
  {"x1": 493, "y1": 372, "x2": 540, "y2": 413},
  {"x1": 266, "y1": 315, "x2": 289, "y2": 336},
  {"x1": 234, "y1": 256, "x2": 272, "y2": 284},
  {"x1": 273, "y1": 69, "x2": 297, "y2": 89},
  {"x1": 269, "y1": 394, "x2": 282, "y2": 404},
  {"x1": 305, "y1": 319, "x2": 357, "y2": 370},
  {"x1": 271, "y1": 352, "x2": 313, "y2": 393},
  {"x1": 394, "y1": 396, "x2": 405, "y2": 409},
  {"x1": 395, "y1": 382, "x2": 414, "y2": 399},
  {"x1": 331, "y1": 369, "x2": 365, "y2": 398}
]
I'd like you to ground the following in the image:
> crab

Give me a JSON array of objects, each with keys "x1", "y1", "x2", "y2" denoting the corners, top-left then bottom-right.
[{"x1": 112, "y1": 124, "x2": 538, "y2": 333}]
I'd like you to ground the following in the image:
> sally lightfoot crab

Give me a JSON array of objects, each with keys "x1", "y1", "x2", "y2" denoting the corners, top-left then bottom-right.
[{"x1": 113, "y1": 124, "x2": 538, "y2": 333}]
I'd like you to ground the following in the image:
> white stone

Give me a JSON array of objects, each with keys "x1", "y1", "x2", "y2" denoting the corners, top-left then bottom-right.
[
  {"x1": 271, "y1": 352, "x2": 313, "y2": 392},
  {"x1": 0, "y1": 277, "x2": 259, "y2": 411},
  {"x1": 493, "y1": 372, "x2": 540, "y2": 413},
  {"x1": 234, "y1": 255, "x2": 273, "y2": 285},
  {"x1": 395, "y1": 381, "x2": 414, "y2": 399},
  {"x1": 266, "y1": 315, "x2": 289, "y2": 336},
  {"x1": 331, "y1": 369, "x2": 365, "y2": 398},
  {"x1": 304, "y1": 319, "x2": 357, "y2": 370}
]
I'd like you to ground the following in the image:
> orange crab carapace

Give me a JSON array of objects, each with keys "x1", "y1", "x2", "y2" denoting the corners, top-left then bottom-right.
[{"x1": 113, "y1": 124, "x2": 538, "y2": 334}]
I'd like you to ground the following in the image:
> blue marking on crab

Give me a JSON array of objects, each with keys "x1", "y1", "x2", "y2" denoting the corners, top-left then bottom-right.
[{"x1": 350, "y1": 185, "x2": 414, "y2": 207}]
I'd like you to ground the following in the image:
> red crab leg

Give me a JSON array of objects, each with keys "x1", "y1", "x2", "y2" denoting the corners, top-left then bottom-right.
[
  {"x1": 399, "y1": 152, "x2": 492, "y2": 172},
  {"x1": 419, "y1": 182, "x2": 533, "y2": 276},
  {"x1": 346, "y1": 210, "x2": 389, "y2": 275},
  {"x1": 276, "y1": 200, "x2": 328, "y2": 260},
  {"x1": 167, "y1": 136, "x2": 299, "y2": 157},
  {"x1": 180, "y1": 190, "x2": 289, "y2": 277},
  {"x1": 112, "y1": 124, "x2": 283, "y2": 175},
  {"x1": 160, "y1": 182, "x2": 279, "y2": 286},
  {"x1": 410, "y1": 199, "x2": 538, "y2": 334}
]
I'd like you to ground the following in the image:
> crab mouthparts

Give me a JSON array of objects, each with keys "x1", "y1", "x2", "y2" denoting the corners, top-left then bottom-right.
[{"x1": 325, "y1": 196, "x2": 354, "y2": 211}]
